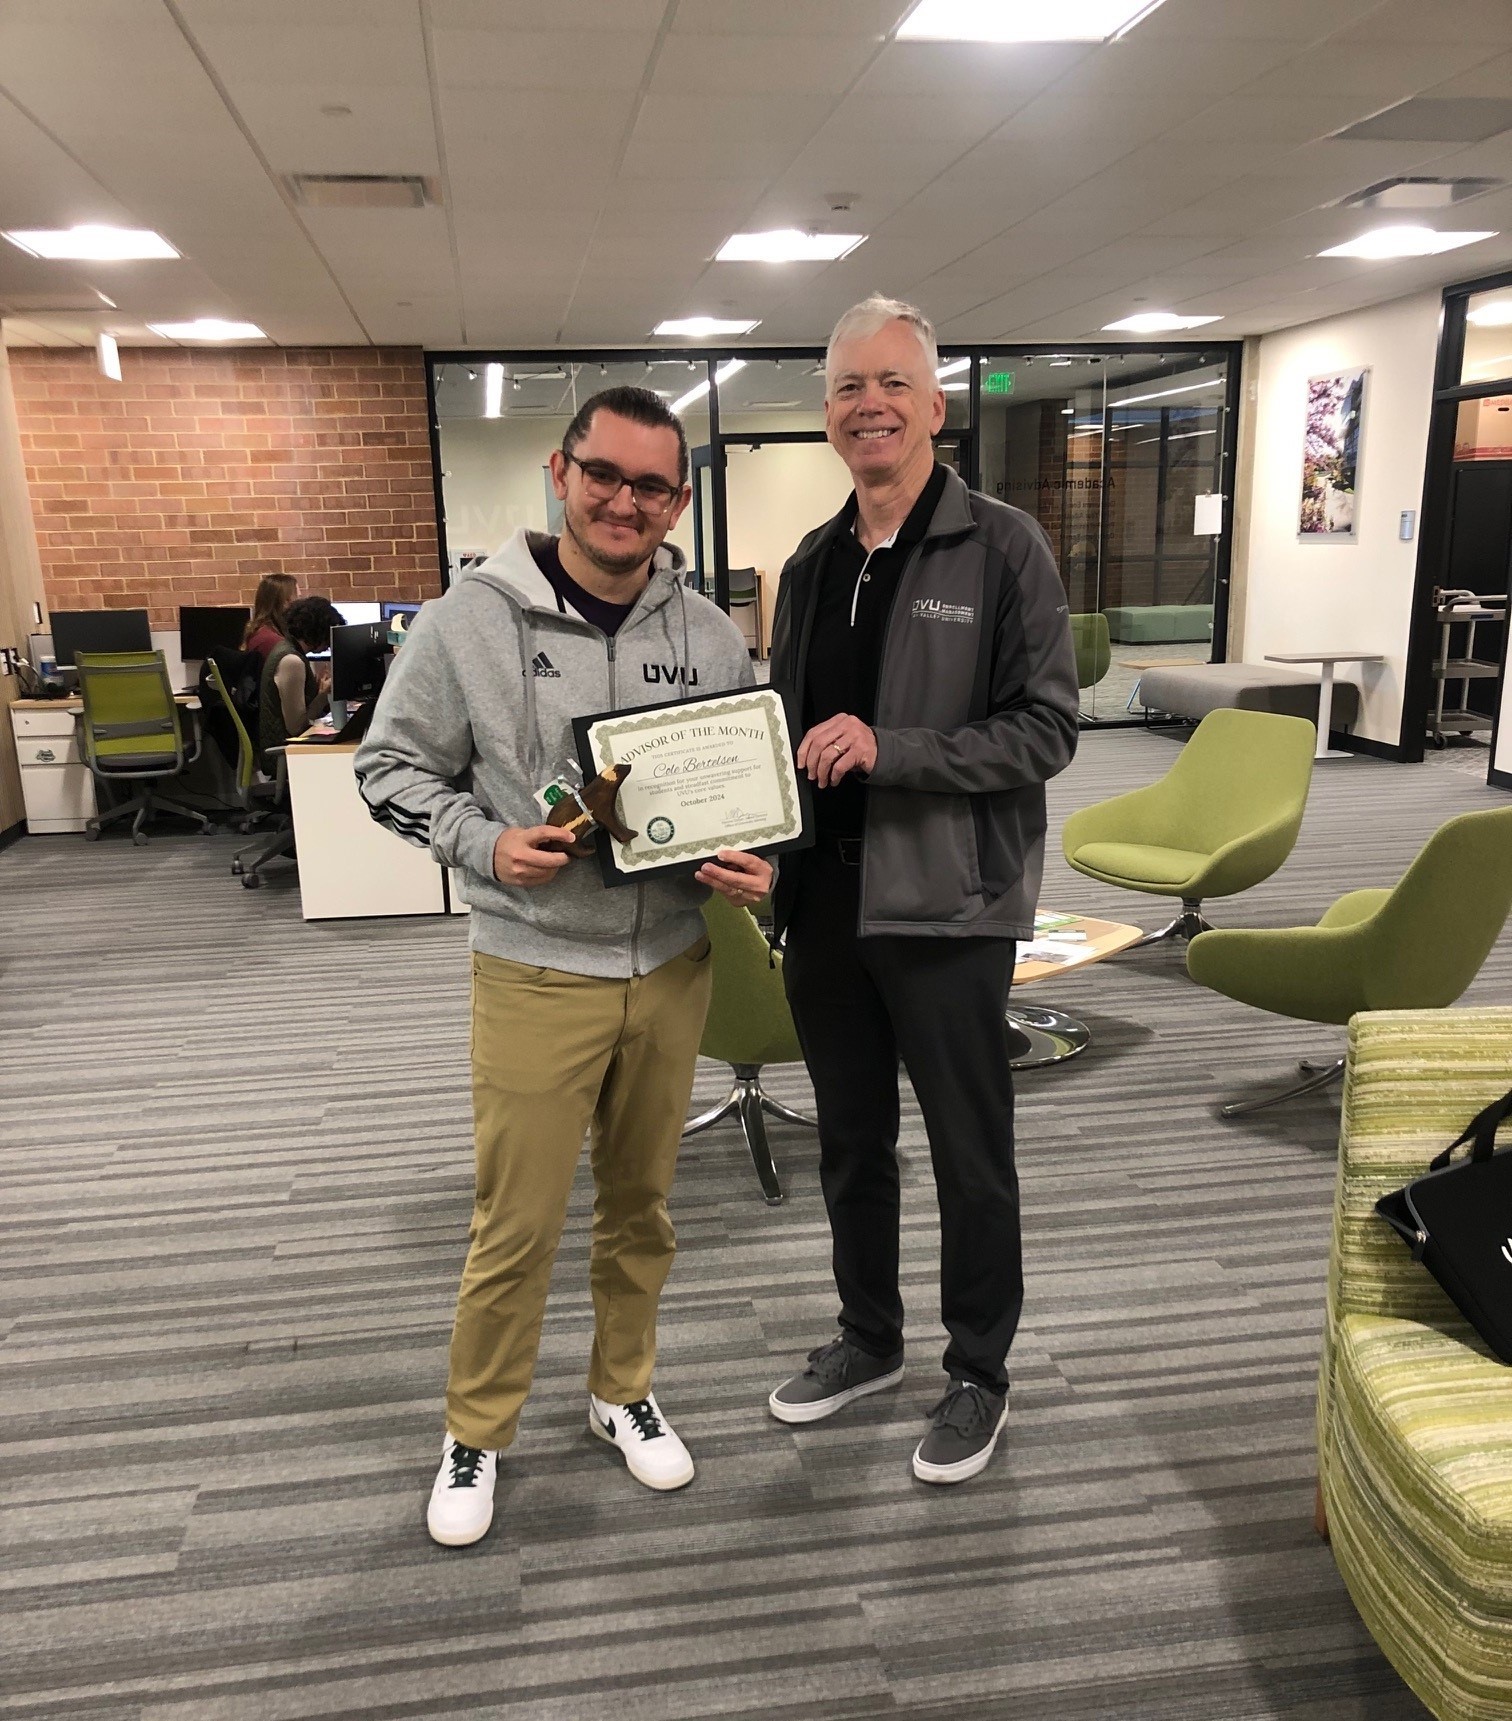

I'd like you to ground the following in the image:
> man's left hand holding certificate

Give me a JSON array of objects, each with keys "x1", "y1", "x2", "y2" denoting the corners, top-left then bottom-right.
[{"x1": 571, "y1": 684, "x2": 811, "y2": 894}]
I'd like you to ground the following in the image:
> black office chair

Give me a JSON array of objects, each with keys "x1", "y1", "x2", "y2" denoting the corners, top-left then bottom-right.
[{"x1": 205, "y1": 660, "x2": 295, "y2": 888}]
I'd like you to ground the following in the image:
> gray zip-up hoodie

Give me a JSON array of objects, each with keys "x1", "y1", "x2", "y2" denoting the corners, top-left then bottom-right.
[{"x1": 354, "y1": 528, "x2": 754, "y2": 978}]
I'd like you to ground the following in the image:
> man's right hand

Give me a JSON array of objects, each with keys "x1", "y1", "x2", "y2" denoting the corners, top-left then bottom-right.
[{"x1": 492, "y1": 824, "x2": 577, "y2": 887}]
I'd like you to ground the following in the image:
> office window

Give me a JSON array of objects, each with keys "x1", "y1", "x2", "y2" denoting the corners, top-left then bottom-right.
[
  {"x1": 432, "y1": 359, "x2": 709, "y2": 578},
  {"x1": 977, "y1": 349, "x2": 1233, "y2": 719},
  {"x1": 1461, "y1": 288, "x2": 1512, "y2": 387}
]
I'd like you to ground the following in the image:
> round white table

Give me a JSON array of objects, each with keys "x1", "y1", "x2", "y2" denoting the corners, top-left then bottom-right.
[{"x1": 1263, "y1": 651, "x2": 1382, "y2": 760}]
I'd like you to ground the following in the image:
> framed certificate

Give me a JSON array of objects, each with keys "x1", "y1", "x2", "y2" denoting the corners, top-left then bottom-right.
[{"x1": 572, "y1": 685, "x2": 812, "y2": 886}]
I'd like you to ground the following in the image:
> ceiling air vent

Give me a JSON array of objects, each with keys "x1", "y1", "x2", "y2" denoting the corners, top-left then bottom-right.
[
  {"x1": 287, "y1": 173, "x2": 438, "y2": 209},
  {"x1": 1334, "y1": 175, "x2": 1504, "y2": 209},
  {"x1": 1332, "y1": 98, "x2": 1512, "y2": 144}
]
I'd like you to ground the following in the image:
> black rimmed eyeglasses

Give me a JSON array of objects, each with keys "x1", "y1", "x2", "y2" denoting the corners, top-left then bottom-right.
[{"x1": 562, "y1": 453, "x2": 681, "y2": 517}]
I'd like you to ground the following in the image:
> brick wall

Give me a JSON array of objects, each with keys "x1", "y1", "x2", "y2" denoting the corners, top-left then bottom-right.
[{"x1": 10, "y1": 346, "x2": 441, "y2": 629}]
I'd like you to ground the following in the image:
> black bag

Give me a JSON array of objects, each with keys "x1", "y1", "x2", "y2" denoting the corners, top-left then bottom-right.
[{"x1": 1376, "y1": 1085, "x2": 1512, "y2": 1366}]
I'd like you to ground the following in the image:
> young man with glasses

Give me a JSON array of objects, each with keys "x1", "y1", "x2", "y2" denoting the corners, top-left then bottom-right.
[{"x1": 356, "y1": 387, "x2": 771, "y2": 1545}]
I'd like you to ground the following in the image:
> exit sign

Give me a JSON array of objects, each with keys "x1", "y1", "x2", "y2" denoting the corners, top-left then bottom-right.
[{"x1": 984, "y1": 370, "x2": 1015, "y2": 395}]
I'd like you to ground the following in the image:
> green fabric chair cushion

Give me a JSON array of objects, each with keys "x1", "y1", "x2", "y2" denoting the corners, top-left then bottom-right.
[
  {"x1": 1187, "y1": 808, "x2": 1512, "y2": 1024},
  {"x1": 699, "y1": 893, "x2": 804, "y2": 1068},
  {"x1": 1069, "y1": 841, "x2": 1212, "y2": 890},
  {"x1": 1319, "y1": 1009, "x2": 1512, "y2": 1720},
  {"x1": 1063, "y1": 708, "x2": 1316, "y2": 904}
]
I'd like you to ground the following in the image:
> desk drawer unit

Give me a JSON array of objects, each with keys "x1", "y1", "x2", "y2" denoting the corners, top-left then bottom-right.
[{"x1": 11, "y1": 707, "x2": 96, "y2": 832}]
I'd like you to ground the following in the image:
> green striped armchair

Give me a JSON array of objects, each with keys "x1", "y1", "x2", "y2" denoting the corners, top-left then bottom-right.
[{"x1": 1319, "y1": 1009, "x2": 1512, "y2": 1719}]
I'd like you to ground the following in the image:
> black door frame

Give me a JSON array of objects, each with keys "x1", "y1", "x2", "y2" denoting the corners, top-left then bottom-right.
[{"x1": 1402, "y1": 267, "x2": 1512, "y2": 781}]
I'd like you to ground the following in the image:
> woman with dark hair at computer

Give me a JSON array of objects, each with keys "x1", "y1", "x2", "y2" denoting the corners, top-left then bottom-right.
[
  {"x1": 260, "y1": 595, "x2": 344, "y2": 769},
  {"x1": 243, "y1": 573, "x2": 299, "y2": 668}
]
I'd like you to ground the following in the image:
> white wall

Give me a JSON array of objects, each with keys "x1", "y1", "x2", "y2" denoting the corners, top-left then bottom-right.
[
  {"x1": 724, "y1": 439, "x2": 852, "y2": 580},
  {"x1": 1236, "y1": 289, "x2": 1441, "y2": 747}
]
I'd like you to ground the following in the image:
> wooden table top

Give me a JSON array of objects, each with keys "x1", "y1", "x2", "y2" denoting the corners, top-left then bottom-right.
[
  {"x1": 1014, "y1": 913, "x2": 1144, "y2": 985},
  {"x1": 13, "y1": 694, "x2": 200, "y2": 711}
]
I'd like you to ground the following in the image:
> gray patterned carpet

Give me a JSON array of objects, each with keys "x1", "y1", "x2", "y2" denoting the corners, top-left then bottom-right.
[{"x1": 3, "y1": 732, "x2": 1509, "y2": 1720}]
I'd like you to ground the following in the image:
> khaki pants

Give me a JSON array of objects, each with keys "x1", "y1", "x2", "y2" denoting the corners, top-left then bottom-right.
[{"x1": 446, "y1": 938, "x2": 713, "y2": 1450}]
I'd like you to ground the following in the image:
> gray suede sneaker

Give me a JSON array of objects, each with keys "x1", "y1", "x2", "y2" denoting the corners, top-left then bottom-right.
[
  {"x1": 911, "y1": 1381, "x2": 1008, "y2": 1484},
  {"x1": 768, "y1": 1334, "x2": 904, "y2": 1424}
]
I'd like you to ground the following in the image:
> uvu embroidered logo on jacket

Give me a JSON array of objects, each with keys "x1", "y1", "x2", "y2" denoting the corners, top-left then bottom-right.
[
  {"x1": 911, "y1": 597, "x2": 975, "y2": 625},
  {"x1": 643, "y1": 662, "x2": 700, "y2": 686}
]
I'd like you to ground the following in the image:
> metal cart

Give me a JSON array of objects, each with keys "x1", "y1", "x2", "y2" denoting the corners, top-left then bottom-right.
[{"x1": 1429, "y1": 588, "x2": 1506, "y2": 748}]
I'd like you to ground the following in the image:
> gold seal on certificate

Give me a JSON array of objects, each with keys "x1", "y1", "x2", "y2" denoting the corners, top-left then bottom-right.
[{"x1": 572, "y1": 686, "x2": 812, "y2": 885}]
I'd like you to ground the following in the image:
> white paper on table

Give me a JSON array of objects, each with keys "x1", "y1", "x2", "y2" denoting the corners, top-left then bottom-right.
[
  {"x1": 1193, "y1": 492, "x2": 1224, "y2": 535},
  {"x1": 1015, "y1": 939, "x2": 1093, "y2": 967}
]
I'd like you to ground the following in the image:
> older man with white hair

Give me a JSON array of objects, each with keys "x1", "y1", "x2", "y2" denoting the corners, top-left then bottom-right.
[{"x1": 765, "y1": 295, "x2": 1079, "y2": 1484}]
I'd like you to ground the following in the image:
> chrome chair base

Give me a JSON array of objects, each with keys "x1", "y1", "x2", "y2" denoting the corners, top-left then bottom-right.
[
  {"x1": 1220, "y1": 1056, "x2": 1346, "y2": 1119},
  {"x1": 1132, "y1": 898, "x2": 1214, "y2": 948},
  {"x1": 1005, "y1": 1005, "x2": 1091, "y2": 1070},
  {"x1": 683, "y1": 1062, "x2": 816, "y2": 1206}
]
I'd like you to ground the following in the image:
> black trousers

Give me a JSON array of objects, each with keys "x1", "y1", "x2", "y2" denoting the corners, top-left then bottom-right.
[{"x1": 782, "y1": 850, "x2": 1022, "y2": 1395}]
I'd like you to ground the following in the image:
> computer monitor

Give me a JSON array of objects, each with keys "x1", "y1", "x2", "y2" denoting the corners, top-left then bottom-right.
[
  {"x1": 330, "y1": 622, "x2": 391, "y2": 702},
  {"x1": 336, "y1": 601, "x2": 382, "y2": 626},
  {"x1": 379, "y1": 600, "x2": 423, "y2": 624},
  {"x1": 179, "y1": 605, "x2": 249, "y2": 660},
  {"x1": 49, "y1": 609, "x2": 152, "y2": 666}
]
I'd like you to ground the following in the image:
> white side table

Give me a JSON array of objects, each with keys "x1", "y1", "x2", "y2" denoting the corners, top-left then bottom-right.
[{"x1": 1263, "y1": 652, "x2": 1382, "y2": 760}]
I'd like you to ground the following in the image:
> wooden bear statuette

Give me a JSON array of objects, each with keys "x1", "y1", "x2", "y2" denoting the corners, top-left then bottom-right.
[{"x1": 545, "y1": 762, "x2": 638, "y2": 857}]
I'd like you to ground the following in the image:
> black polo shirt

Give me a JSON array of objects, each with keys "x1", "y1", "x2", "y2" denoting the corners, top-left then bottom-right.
[
  {"x1": 804, "y1": 462, "x2": 948, "y2": 843},
  {"x1": 530, "y1": 535, "x2": 636, "y2": 637}
]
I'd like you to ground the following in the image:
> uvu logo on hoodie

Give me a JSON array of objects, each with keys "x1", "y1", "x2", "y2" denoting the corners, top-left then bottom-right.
[{"x1": 643, "y1": 662, "x2": 700, "y2": 687}]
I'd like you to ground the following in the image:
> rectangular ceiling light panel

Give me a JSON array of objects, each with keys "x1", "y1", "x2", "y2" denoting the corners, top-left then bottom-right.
[
  {"x1": 1318, "y1": 226, "x2": 1496, "y2": 259},
  {"x1": 4, "y1": 225, "x2": 179, "y2": 260},
  {"x1": 897, "y1": 0, "x2": 1167, "y2": 42},
  {"x1": 716, "y1": 230, "x2": 865, "y2": 262},
  {"x1": 654, "y1": 316, "x2": 760, "y2": 337}
]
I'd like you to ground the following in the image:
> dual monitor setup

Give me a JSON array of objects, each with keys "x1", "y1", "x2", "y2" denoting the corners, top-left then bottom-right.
[{"x1": 34, "y1": 600, "x2": 424, "y2": 705}]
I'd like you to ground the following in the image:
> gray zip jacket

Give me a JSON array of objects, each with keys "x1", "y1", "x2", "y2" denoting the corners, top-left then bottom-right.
[
  {"x1": 769, "y1": 466, "x2": 1079, "y2": 940},
  {"x1": 354, "y1": 529, "x2": 754, "y2": 977}
]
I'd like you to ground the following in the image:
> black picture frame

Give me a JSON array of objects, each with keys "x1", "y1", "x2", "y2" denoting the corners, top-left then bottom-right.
[{"x1": 571, "y1": 683, "x2": 814, "y2": 888}]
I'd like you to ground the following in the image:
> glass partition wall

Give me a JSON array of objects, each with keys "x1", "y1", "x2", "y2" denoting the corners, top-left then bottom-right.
[{"x1": 428, "y1": 342, "x2": 1240, "y2": 730}]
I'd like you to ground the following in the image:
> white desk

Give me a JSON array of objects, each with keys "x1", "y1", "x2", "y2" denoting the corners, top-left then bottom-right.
[
  {"x1": 1263, "y1": 652, "x2": 1381, "y2": 760},
  {"x1": 285, "y1": 740, "x2": 448, "y2": 919},
  {"x1": 10, "y1": 695, "x2": 201, "y2": 833}
]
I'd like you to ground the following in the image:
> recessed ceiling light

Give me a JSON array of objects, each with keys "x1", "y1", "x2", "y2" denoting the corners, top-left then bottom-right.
[
  {"x1": 1467, "y1": 298, "x2": 1512, "y2": 327},
  {"x1": 483, "y1": 364, "x2": 503, "y2": 419},
  {"x1": 1103, "y1": 311, "x2": 1223, "y2": 333},
  {"x1": 147, "y1": 319, "x2": 266, "y2": 340},
  {"x1": 1318, "y1": 225, "x2": 1497, "y2": 259},
  {"x1": 941, "y1": 382, "x2": 970, "y2": 392},
  {"x1": 936, "y1": 357, "x2": 971, "y2": 378},
  {"x1": 4, "y1": 225, "x2": 180, "y2": 261},
  {"x1": 655, "y1": 316, "x2": 760, "y2": 338},
  {"x1": 898, "y1": 0, "x2": 1167, "y2": 43},
  {"x1": 671, "y1": 358, "x2": 746, "y2": 415},
  {"x1": 94, "y1": 290, "x2": 117, "y2": 309},
  {"x1": 716, "y1": 230, "x2": 865, "y2": 263}
]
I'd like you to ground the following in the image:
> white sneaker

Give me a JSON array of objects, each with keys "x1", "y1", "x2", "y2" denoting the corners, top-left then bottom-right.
[
  {"x1": 589, "y1": 1391, "x2": 695, "y2": 1491},
  {"x1": 426, "y1": 1433, "x2": 498, "y2": 1546}
]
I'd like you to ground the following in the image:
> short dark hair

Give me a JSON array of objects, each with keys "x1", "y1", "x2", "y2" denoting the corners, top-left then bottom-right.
[
  {"x1": 286, "y1": 595, "x2": 345, "y2": 651},
  {"x1": 562, "y1": 386, "x2": 689, "y2": 486}
]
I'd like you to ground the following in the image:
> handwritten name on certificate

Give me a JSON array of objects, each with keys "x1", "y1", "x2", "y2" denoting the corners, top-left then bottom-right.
[{"x1": 574, "y1": 687, "x2": 809, "y2": 883}]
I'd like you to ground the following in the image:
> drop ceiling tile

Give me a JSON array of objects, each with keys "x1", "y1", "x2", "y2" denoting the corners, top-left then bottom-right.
[
  {"x1": 1133, "y1": 0, "x2": 1385, "y2": 44},
  {"x1": 1238, "y1": 41, "x2": 1496, "y2": 101},
  {"x1": 858, "y1": 38, "x2": 1087, "y2": 98},
  {"x1": 428, "y1": 0, "x2": 667, "y2": 29},
  {"x1": 672, "y1": 0, "x2": 899, "y2": 36},
  {"x1": 1343, "y1": 0, "x2": 1512, "y2": 47},
  {"x1": 652, "y1": 31, "x2": 877, "y2": 94},
  {"x1": 621, "y1": 93, "x2": 835, "y2": 180},
  {"x1": 174, "y1": 1, "x2": 425, "y2": 85},
  {"x1": 430, "y1": 28, "x2": 660, "y2": 92}
]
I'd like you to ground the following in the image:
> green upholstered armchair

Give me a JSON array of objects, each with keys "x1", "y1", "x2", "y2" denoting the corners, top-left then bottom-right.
[
  {"x1": 1062, "y1": 707, "x2": 1315, "y2": 945},
  {"x1": 1188, "y1": 805, "x2": 1512, "y2": 1115},
  {"x1": 1318, "y1": 1009, "x2": 1512, "y2": 1720},
  {"x1": 205, "y1": 659, "x2": 295, "y2": 890},
  {"x1": 683, "y1": 892, "x2": 815, "y2": 1206},
  {"x1": 75, "y1": 650, "x2": 210, "y2": 844}
]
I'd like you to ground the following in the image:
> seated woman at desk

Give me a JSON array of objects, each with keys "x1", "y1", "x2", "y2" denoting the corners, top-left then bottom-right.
[
  {"x1": 260, "y1": 596, "x2": 344, "y2": 767},
  {"x1": 243, "y1": 572, "x2": 299, "y2": 670}
]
